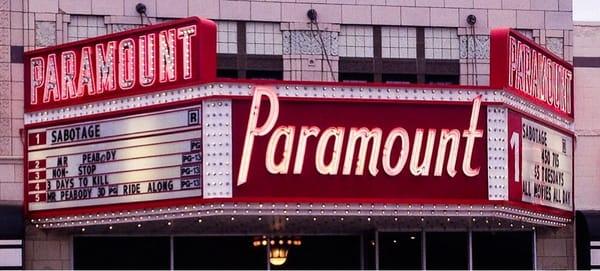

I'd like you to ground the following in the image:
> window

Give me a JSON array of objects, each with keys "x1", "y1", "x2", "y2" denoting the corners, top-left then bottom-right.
[
  {"x1": 382, "y1": 73, "x2": 417, "y2": 84},
  {"x1": 216, "y1": 21, "x2": 284, "y2": 79},
  {"x1": 425, "y1": 74, "x2": 459, "y2": 85},
  {"x1": 74, "y1": 237, "x2": 170, "y2": 269},
  {"x1": 175, "y1": 236, "x2": 267, "y2": 269},
  {"x1": 339, "y1": 25, "x2": 374, "y2": 58},
  {"x1": 246, "y1": 70, "x2": 283, "y2": 80},
  {"x1": 339, "y1": 72, "x2": 374, "y2": 83},
  {"x1": 472, "y1": 231, "x2": 534, "y2": 269},
  {"x1": 424, "y1": 28, "x2": 459, "y2": 60},
  {"x1": 338, "y1": 26, "x2": 459, "y2": 83},
  {"x1": 217, "y1": 21, "x2": 238, "y2": 54},
  {"x1": 174, "y1": 235, "x2": 360, "y2": 270},
  {"x1": 379, "y1": 232, "x2": 423, "y2": 270},
  {"x1": 217, "y1": 69, "x2": 238, "y2": 79},
  {"x1": 246, "y1": 22, "x2": 283, "y2": 55},
  {"x1": 381, "y1": 26, "x2": 417, "y2": 59},
  {"x1": 425, "y1": 232, "x2": 468, "y2": 269},
  {"x1": 271, "y1": 236, "x2": 361, "y2": 270},
  {"x1": 67, "y1": 16, "x2": 106, "y2": 42}
]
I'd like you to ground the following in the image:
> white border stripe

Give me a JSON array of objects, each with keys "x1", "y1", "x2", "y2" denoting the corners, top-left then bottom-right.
[
  {"x1": 24, "y1": 83, "x2": 574, "y2": 132},
  {"x1": 0, "y1": 240, "x2": 22, "y2": 245},
  {"x1": 202, "y1": 99, "x2": 233, "y2": 198},
  {"x1": 0, "y1": 248, "x2": 22, "y2": 267},
  {"x1": 487, "y1": 106, "x2": 509, "y2": 200}
]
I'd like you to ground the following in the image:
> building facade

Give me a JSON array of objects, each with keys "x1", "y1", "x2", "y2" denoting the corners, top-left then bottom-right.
[
  {"x1": 573, "y1": 20, "x2": 600, "y2": 270},
  {"x1": 0, "y1": 0, "x2": 578, "y2": 269}
]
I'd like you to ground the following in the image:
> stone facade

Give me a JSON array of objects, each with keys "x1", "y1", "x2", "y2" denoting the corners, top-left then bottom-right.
[
  {"x1": 574, "y1": 22, "x2": 600, "y2": 211},
  {"x1": 0, "y1": 0, "x2": 576, "y2": 269},
  {"x1": 24, "y1": 226, "x2": 71, "y2": 270},
  {"x1": 536, "y1": 225, "x2": 575, "y2": 269}
]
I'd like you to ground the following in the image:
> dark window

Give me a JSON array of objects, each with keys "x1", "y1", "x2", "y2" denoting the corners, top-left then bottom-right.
[
  {"x1": 383, "y1": 74, "x2": 418, "y2": 84},
  {"x1": 425, "y1": 74, "x2": 459, "y2": 85},
  {"x1": 425, "y1": 232, "x2": 468, "y2": 270},
  {"x1": 10, "y1": 46, "x2": 24, "y2": 63},
  {"x1": 271, "y1": 236, "x2": 361, "y2": 270},
  {"x1": 174, "y1": 236, "x2": 266, "y2": 270},
  {"x1": 176, "y1": 235, "x2": 360, "y2": 270},
  {"x1": 472, "y1": 231, "x2": 534, "y2": 270},
  {"x1": 378, "y1": 232, "x2": 422, "y2": 270},
  {"x1": 217, "y1": 69, "x2": 239, "y2": 79},
  {"x1": 339, "y1": 72, "x2": 374, "y2": 83},
  {"x1": 246, "y1": 70, "x2": 283, "y2": 80},
  {"x1": 73, "y1": 237, "x2": 170, "y2": 270}
]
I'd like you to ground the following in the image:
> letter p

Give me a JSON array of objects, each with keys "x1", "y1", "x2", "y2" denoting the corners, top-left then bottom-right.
[{"x1": 237, "y1": 86, "x2": 279, "y2": 186}]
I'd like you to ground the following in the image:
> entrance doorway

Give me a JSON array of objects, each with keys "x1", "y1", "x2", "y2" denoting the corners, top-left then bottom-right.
[
  {"x1": 73, "y1": 235, "x2": 362, "y2": 270},
  {"x1": 73, "y1": 231, "x2": 533, "y2": 270},
  {"x1": 377, "y1": 231, "x2": 534, "y2": 270}
]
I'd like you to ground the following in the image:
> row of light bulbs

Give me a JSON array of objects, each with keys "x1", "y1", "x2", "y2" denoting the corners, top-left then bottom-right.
[
  {"x1": 25, "y1": 82, "x2": 573, "y2": 131},
  {"x1": 74, "y1": 214, "x2": 543, "y2": 233},
  {"x1": 31, "y1": 202, "x2": 571, "y2": 230}
]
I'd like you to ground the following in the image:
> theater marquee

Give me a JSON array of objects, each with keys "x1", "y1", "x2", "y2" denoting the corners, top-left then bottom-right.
[{"x1": 22, "y1": 18, "x2": 574, "y2": 228}]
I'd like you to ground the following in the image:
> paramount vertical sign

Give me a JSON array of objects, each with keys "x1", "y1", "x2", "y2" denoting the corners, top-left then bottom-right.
[{"x1": 490, "y1": 29, "x2": 574, "y2": 118}]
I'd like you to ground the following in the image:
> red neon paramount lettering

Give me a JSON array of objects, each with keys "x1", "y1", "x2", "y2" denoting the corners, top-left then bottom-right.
[
  {"x1": 28, "y1": 24, "x2": 197, "y2": 106},
  {"x1": 508, "y1": 36, "x2": 573, "y2": 114},
  {"x1": 237, "y1": 87, "x2": 483, "y2": 186}
]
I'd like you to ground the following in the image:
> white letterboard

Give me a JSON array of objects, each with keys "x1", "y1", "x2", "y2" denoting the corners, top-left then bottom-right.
[
  {"x1": 27, "y1": 106, "x2": 203, "y2": 211},
  {"x1": 521, "y1": 118, "x2": 573, "y2": 211}
]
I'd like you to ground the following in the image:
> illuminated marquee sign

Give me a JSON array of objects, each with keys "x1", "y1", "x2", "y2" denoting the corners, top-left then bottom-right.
[
  {"x1": 231, "y1": 88, "x2": 489, "y2": 201},
  {"x1": 24, "y1": 17, "x2": 216, "y2": 112},
  {"x1": 27, "y1": 106, "x2": 203, "y2": 211},
  {"x1": 491, "y1": 29, "x2": 574, "y2": 118},
  {"x1": 237, "y1": 87, "x2": 483, "y2": 185}
]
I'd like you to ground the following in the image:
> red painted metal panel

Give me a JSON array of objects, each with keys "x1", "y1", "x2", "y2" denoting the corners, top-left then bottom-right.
[
  {"x1": 490, "y1": 28, "x2": 574, "y2": 119},
  {"x1": 231, "y1": 97, "x2": 489, "y2": 201}
]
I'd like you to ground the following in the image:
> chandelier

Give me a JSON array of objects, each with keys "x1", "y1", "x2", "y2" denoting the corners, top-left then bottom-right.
[{"x1": 252, "y1": 236, "x2": 302, "y2": 266}]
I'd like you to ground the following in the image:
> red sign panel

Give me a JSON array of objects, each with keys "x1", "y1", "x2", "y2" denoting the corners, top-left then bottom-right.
[
  {"x1": 24, "y1": 17, "x2": 216, "y2": 112},
  {"x1": 231, "y1": 87, "x2": 489, "y2": 202},
  {"x1": 490, "y1": 29, "x2": 574, "y2": 119}
]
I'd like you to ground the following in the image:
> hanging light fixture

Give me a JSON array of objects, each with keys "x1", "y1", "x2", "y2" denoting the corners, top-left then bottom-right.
[
  {"x1": 269, "y1": 246, "x2": 289, "y2": 266},
  {"x1": 252, "y1": 236, "x2": 302, "y2": 266}
]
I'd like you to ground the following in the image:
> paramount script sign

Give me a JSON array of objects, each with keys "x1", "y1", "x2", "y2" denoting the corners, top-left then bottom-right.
[
  {"x1": 237, "y1": 87, "x2": 484, "y2": 185},
  {"x1": 24, "y1": 17, "x2": 216, "y2": 112},
  {"x1": 231, "y1": 87, "x2": 489, "y2": 201}
]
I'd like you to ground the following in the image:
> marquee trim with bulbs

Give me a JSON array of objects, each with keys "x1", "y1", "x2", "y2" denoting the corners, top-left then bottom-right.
[
  {"x1": 23, "y1": 82, "x2": 573, "y2": 132},
  {"x1": 29, "y1": 201, "x2": 570, "y2": 229}
]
